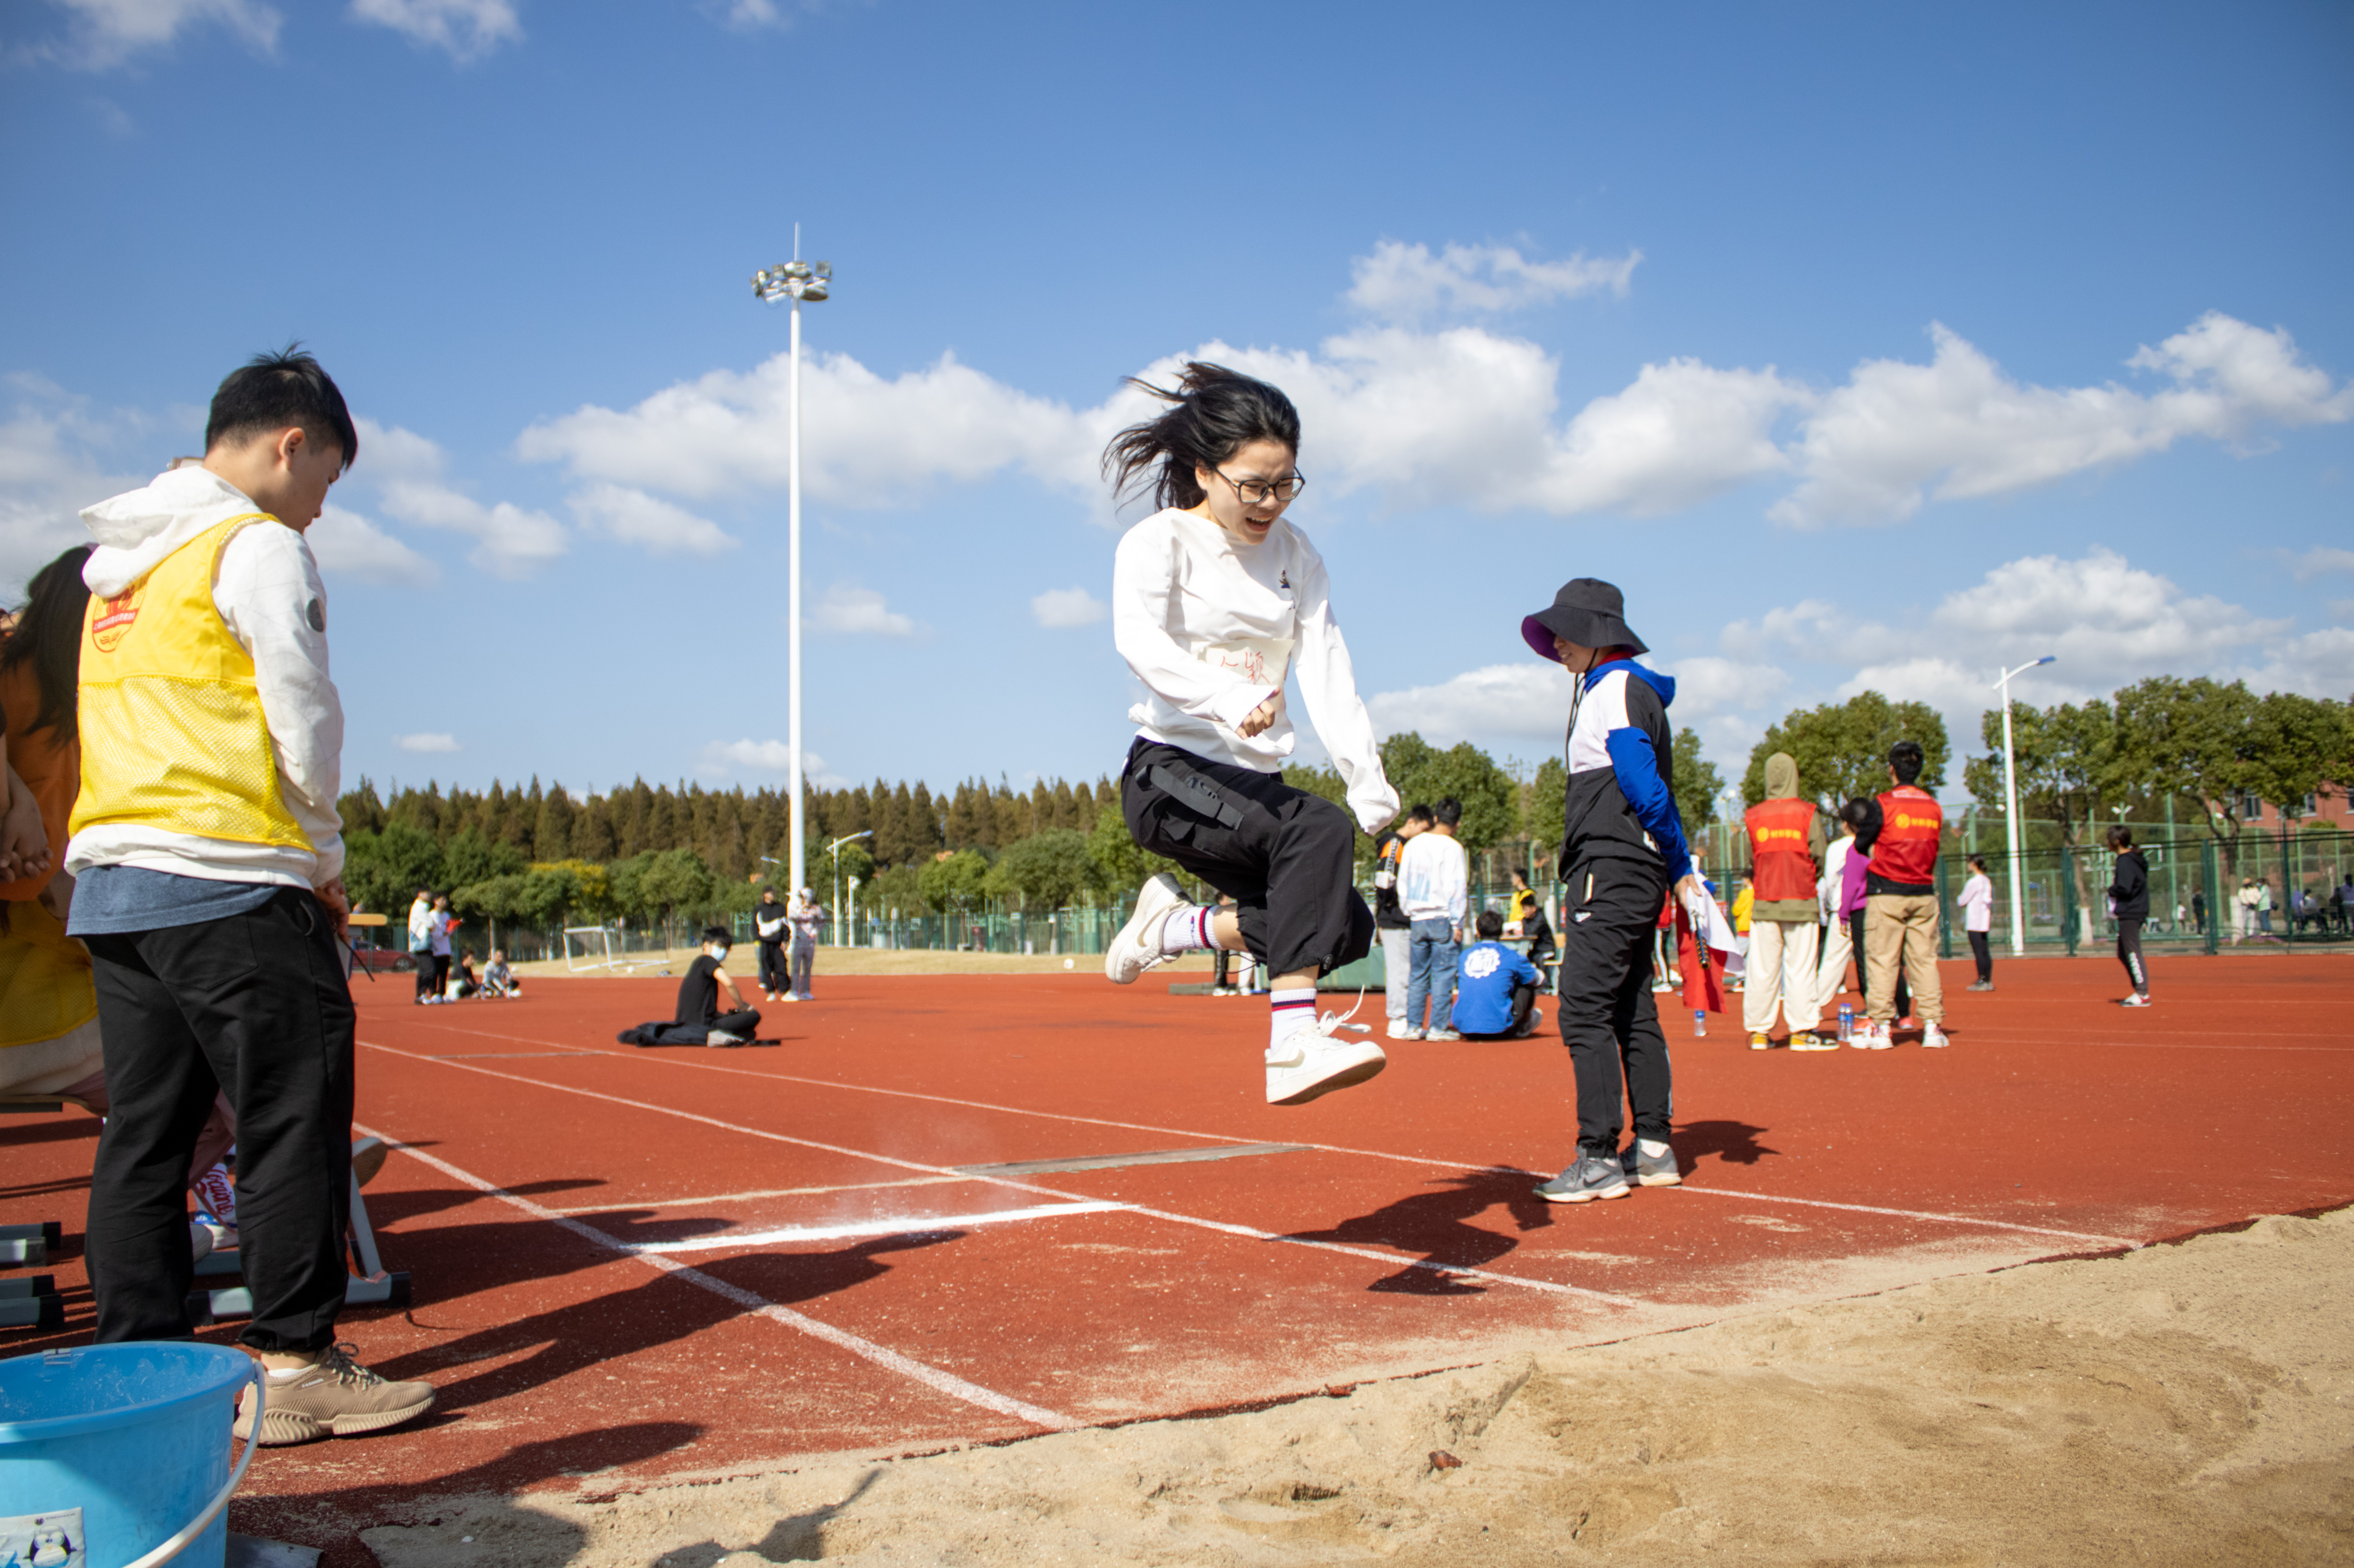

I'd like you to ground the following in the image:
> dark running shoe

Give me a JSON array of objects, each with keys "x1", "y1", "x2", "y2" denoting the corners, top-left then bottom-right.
[
  {"x1": 1620, "y1": 1142, "x2": 1683, "y2": 1187},
  {"x1": 1535, "y1": 1154, "x2": 1631, "y2": 1204}
]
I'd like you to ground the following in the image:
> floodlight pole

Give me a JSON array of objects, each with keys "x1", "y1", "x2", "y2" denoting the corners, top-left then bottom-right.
[
  {"x1": 1994, "y1": 655, "x2": 2057, "y2": 957},
  {"x1": 750, "y1": 233, "x2": 832, "y2": 901}
]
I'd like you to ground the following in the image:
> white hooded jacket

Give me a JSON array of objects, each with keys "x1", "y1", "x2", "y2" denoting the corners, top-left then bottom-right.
[{"x1": 64, "y1": 464, "x2": 346, "y2": 889}]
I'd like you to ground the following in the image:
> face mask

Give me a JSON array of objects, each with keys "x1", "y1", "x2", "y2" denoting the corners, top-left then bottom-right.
[{"x1": 708, "y1": 944, "x2": 730, "y2": 962}]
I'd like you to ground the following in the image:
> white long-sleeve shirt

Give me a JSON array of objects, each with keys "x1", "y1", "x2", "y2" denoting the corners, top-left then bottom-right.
[
  {"x1": 65, "y1": 465, "x2": 346, "y2": 888},
  {"x1": 1112, "y1": 506, "x2": 1397, "y2": 835},
  {"x1": 1956, "y1": 872, "x2": 1994, "y2": 933},
  {"x1": 1398, "y1": 831, "x2": 1468, "y2": 924}
]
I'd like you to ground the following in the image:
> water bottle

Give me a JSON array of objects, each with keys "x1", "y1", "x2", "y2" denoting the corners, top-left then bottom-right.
[
  {"x1": 1693, "y1": 1009, "x2": 1707, "y2": 1037},
  {"x1": 1837, "y1": 1003, "x2": 1854, "y2": 1043}
]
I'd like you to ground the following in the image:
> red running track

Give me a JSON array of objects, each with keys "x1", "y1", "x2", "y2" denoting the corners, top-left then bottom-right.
[{"x1": 1, "y1": 953, "x2": 2348, "y2": 1562}]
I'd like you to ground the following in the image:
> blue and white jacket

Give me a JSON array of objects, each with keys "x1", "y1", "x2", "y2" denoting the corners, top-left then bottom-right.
[{"x1": 1555, "y1": 659, "x2": 1701, "y2": 883}]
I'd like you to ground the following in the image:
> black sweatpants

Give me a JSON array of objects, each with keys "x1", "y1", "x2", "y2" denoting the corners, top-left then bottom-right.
[
  {"x1": 1556, "y1": 858, "x2": 1673, "y2": 1155},
  {"x1": 653, "y1": 1006, "x2": 762, "y2": 1045},
  {"x1": 83, "y1": 887, "x2": 356, "y2": 1353},
  {"x1": 1967, "y1": 929, "x2": 1993, "y2": 984},
  {"x1": 2117, "y1": 917, "x2": 2148, "y2": 996},
  {"x1": 411, "y1": 948, "x2": 434, "y2": 1000},
  {"x1": 757, "y1": 939, "x2": 789, "y2": 995},
  {"x1": 1121, "y1": 738, "x2": 1372, "y2": 978}
]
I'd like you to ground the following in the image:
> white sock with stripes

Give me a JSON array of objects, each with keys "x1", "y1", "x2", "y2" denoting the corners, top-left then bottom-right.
[
  {"x1": 1158, "y1": 905, "x2": 1219, "y2": 956},
  {"x1": 1268, "y1": 987, "x2": 1317, "y2": 1049}
]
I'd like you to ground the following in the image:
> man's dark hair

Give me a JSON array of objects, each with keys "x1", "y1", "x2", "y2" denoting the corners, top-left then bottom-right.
[
  {"x1": 205, "y1": 345, "x2": 358, "y2": 472},
  {"x1": 1432, "y1": 798, "x2": 1462, "y2": 828},
  {"x1": 1475, "y1": 909, "x2": 1503, "y2": 940},
  {"x1": 2105, "y1": 824, "x2": 2133, "y2": 851},
  {"x1": 703, "y1": 925, "x2": 732, "y2": 945},
  {"x1": 1840, "y1": 797, "x2": 1873, "y2": 830},
  {"x1": 1404, "y1": 803, "x2": 1434, "y2": 826},
  {"x1": 1887, "y1": 740, "x2": 1925, "y2": 785},
  {"x1": 0, "y1": 544, "x2": 94, "y2": 743}
]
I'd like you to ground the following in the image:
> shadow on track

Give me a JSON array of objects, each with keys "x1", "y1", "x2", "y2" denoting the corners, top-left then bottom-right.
[{"x1": 1288, "y1": 1169, "x2": 1555, "y2": 1295}]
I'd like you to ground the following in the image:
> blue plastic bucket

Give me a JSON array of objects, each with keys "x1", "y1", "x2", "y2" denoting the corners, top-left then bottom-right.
[{"x1": 0, "y1": 1342, "x2": 257, "y2": 1568}]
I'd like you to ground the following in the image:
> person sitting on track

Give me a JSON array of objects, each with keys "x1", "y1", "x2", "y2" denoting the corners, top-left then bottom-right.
[
  {"x1": 480, "y1": 947, "x2": 520, "y2": 999},
  {"x1": 1096, "y1": 363, "x2": 1399, "y2": 1108},
  {"x1": 1451, "y1": 910, "x2": 1541, "y2": 1039},
  {"x1": 622, "y1": 926, "x2": 760, "y2": 1047}
]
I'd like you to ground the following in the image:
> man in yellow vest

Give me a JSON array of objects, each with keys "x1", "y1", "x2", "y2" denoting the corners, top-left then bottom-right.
[{"x1": 65, "y1": 348, "x2": 434, "y2": 1446}]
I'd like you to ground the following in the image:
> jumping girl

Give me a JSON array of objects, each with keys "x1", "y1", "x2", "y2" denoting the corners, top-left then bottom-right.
[{"x1": 1098, "y1": 364, "x2": 1399, "y2": 1105}]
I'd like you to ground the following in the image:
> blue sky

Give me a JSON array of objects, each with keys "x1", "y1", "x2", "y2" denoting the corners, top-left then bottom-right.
[{"x1": 5, "y1": 0, "x2": 2349, "y2": 809}]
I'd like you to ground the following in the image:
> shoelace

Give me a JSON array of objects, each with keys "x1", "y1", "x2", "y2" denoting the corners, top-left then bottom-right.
[{"x1": 307, "y1": 1343, "x2": 382, "y2": 1388}]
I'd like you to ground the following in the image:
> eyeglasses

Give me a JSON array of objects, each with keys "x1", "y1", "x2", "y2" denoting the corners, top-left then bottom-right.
[{"x1": 1209, "y1": 468, "x2": 1307, "y2": 506}]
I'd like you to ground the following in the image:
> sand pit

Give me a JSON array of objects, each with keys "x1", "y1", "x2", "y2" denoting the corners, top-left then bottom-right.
[{"x1": 356, "y1": 1204, "x2": 2352, "y2": 1567}]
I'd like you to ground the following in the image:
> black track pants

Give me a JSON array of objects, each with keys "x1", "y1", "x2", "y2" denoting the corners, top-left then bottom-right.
[
  {"x1": 1555, "y1": 858, "x2": 1674, "y2": 1155},
  {"x1": 758, "y1": 940, "x2": 789, "y2": 994},
  {"x1": 1968, "y1": 930, "x2": 1992, "y2": 983},
  {"x1": 83, "y1": 888, "x2": 356, "y2": 1354},
  {"x1": 1121, "y1": 738, "x2": 1372, "y2": 978},
  {"x1": 2117, "y1": 917, "x2": 2149, "y2": 996}
]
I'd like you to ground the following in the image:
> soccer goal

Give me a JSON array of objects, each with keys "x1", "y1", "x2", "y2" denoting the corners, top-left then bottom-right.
[{"x1": 564, "y1": 926, "x2": 621, "y2": 972}]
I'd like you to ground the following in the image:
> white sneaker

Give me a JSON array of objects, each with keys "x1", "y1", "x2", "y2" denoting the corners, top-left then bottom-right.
[
  {"x1": 1921, "y1": 1023, "x2": 1950, "y2": 1048},
  {"x1": 1387, "y1": 1021, "x2": 1423, "y2": 1041},
  {"x1": 1854, "y1": 1022, "x2": 1894, "y2": 1050},
  {"x1": 1104, "y1": 873, "x2": 1188, "y2": 985},
  {"x1": 1266, "y1": 1016, "x2": 1387, "y2": 1106}
]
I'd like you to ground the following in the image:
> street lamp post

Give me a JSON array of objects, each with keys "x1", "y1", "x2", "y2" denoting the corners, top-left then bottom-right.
[
  {"x1": 825, "y1": 830, "x2": 872, "y2": 946},
  {"x1": 1994, "y1": 655, "x2": 2057, "y2": 957},
  {"x1": 751, "y1": 236, "x2": 832, "y2": 899}
]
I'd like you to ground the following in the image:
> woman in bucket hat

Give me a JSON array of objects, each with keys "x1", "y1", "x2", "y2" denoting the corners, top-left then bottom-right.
[
  {"x1": 1097, "y1": 364, "x2": 1399, "y2": 1108},
  {"x1": 1522, "y1": 580, "x2": 1707, "y2": 1204}
]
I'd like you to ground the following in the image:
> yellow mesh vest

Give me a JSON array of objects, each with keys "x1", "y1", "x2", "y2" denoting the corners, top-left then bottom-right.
[
  {"x1": 69, "y1": 515, "x2": 314, "y2": 852},
  {"x1": 0, "y1": 898, "x2": 98, "y2": 1049}
]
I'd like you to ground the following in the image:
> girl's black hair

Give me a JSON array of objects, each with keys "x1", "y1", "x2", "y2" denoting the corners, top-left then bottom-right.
[
  {"x1": 1840, "y1": 797, "x2": 1874, "y2": 830},
  {"x1": 1102, "y1": 362, "x2": 1301, "y2": 512},
  {"x1": 0, "y1": 545, "x2": 96, "y2": 745}
]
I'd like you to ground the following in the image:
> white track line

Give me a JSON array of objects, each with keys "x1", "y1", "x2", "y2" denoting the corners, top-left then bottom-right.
[
  {"x1": 390, "y1": 1020, "x2": 2146, "y2": 1250},
  {"x1": 354, "y1": 1123, "x2": 1073, "y2": 1430},
  {"x1": 628, "y1": 1202, "x2": 1128, "y2": 1253},
  {"x1": 359, "y1": 1039, "x2": 1630, "y2": 1302},
  {"x1": 546, "y1": 1175, "x2": 970, "y2": 1215}
]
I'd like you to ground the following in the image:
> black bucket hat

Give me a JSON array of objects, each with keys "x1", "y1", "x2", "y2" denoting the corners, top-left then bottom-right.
[{"x1": 1521, "y1": 578, "x2": 1647, "y2": 661}]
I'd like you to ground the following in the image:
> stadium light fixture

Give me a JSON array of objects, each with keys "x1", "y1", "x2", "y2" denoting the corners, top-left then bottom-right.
[
  {"x1": 1994, "y1": 655, "x2": 2058, "y2": 957},
  {"x1": 751, "y1": 228, "x2": 833, "y2": 897},
  {"x1": 825, "y1": 831, "x2": 872, "y2": 945}
]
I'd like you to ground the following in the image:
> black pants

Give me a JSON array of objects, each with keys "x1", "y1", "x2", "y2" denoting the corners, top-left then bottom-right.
[
  {"x1": 758, "y1": 939, "x2": 789, "y2": 994},
  {"x1": 1849, "y1": 910, "x2": 1908, "y2": 1015},
  {"x1": 1967, "y1": 930, "x2": 1992, "y2": 983},
  {"x1": 1121, "y1": 738, "x2": 1372, "y2": 978},
  {"x1": 2117, "y1": 917, "x2": 2148, "y2": 995},
  {"x1": 411, "y1": 948, "x2": 434, "y2": 1000},
  {"x1": 1556, "y1": 858, "x2": 1673, "y2": 1155},
  {"x1": 430, "y1": 952, "x2": 450, "y2": 998},
  {"x1": 653, "y1": 1006, "x2": 762, "y2": 1044},
  {"x1": 84, "y1": 888, "x2": 356, "y2": 1353}
]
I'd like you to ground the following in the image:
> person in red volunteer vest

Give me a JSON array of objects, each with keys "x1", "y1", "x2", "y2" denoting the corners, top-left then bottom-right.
[
  {"x1": 1741, "y1": 752, "x2": 1831, "y2": 1050},
  {"x1": 1852, "y1": 740, "x2": 1949, "y2": 1048}
]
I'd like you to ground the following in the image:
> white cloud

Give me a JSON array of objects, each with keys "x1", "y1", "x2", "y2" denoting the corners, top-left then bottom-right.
[
  {"x1": 357, "y1": 417, "x2": 567, "y2": 578},
  {"x1": 811, "y1": 584, "x2": 919, "y2": 637},
  {"x1": 396, "y1": 732, "x2": 460, "y2": 753},
  {"x1": 1346, "y1": 240, "x2": 1640, "y2": 321},
  {"x1": 1368, "y1": 662, "x2": 1573, "y2": 746},
  {"x1": 566, "y1": 482, "x2": 737, "y2": 556},
  {"x1": 1773, "y1": 314, "x2": 2354, "y2": 527},
  {"x1": 701, "y1": 738, "x2": 847, "y2": 789},
  {"x1": 1030, "y1": 586, "x2": 1106, "y2": 629},
  {"x1": 2285, "y1": 546, "x2": 2354, "y2": 580},
  {"x1": 24, "y1": 0, "x2": 279, "y2": 67},
  {"x1": 307, "y1": 504, "x2": 438, "y2": 587},
  {"x1": 0, "y1": 390, "x2": 154, "y2": 594},
  {"x1": 2240, "y1": 628, "x2": 2354, "y2": 700},
  {"x1": 348, "y1": 0, "x2": 518, "y2": 61}
]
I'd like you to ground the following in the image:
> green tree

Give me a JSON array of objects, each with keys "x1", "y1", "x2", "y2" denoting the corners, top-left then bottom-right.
[
  {"x1": 2109, "y1": 678, "x2": 2354, "y2": 869},
  {"x1": 1523, "y1": 757, "x2": 1566, "y2": 869},
  {"x1": 340, "y1": 822, "x2": 443, "y2": 917},
  {"x1": 442, "y1": 825, "x2": 526, "y2": 890},
  {"x1": 1742, "y1": 691, "x2": 1949, "y2": 811},
  {"x1": 1962, "y1": 698, "x2": 2128, "y2": 843},
  {"x1": 865, "y1": 862, "x2": 928, "y2": 918},
  {"x1": 919, "y1": 848, "x2": 993, "y2": 913},
  {"x1": 1671, "y1": 727, "x2": 1724, "y2": 836},
  {"x1": 1377, "y1": 732, "x2": 1518, "y2": 852},
  {"x1": 987, "y1": 829, "x2": 1099, "y2": 910}
]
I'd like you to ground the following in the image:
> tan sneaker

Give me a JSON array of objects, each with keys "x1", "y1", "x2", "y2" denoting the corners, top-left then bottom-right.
[{"x1": 235, "y1": 1343, "x2": 434, "y2": 1446}]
